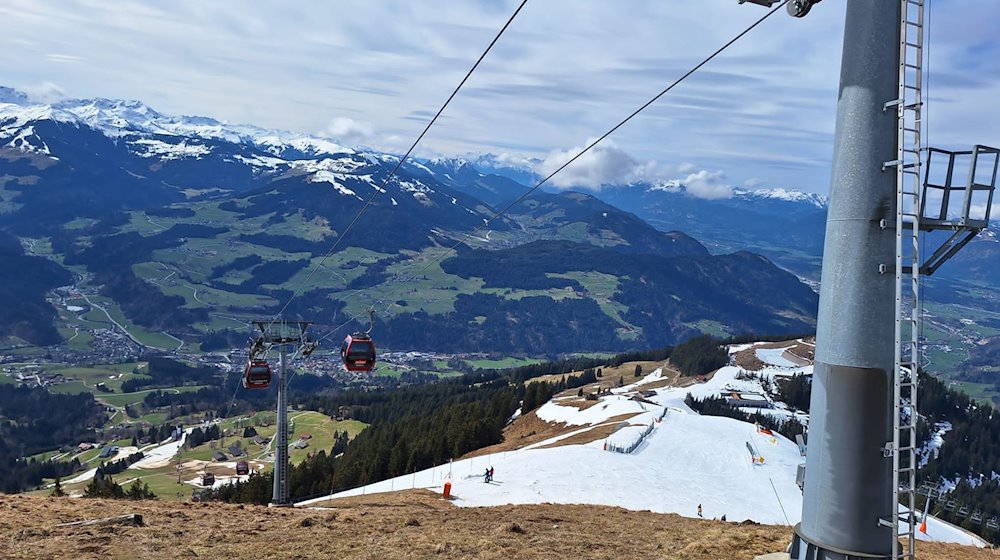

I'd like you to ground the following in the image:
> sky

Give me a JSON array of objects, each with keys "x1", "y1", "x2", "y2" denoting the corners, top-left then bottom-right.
[{"x1": 1, "y1": 0, "x2": 998, "y2": 196}]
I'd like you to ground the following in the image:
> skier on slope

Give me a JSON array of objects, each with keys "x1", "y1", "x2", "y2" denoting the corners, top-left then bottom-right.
[
  {"x1": 697, "y1": 504, "x2": 703, "y2": 518},
  {"x1": 484, "y1": 468, "x2": 491, "y2": 483}
]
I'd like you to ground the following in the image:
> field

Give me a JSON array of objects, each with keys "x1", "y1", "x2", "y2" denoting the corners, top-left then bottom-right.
[
  {"x1": 0, "y1": 492, "x2": 990, "y2": 560},
  {"x1": 46, "y1": 410, "x2": 369, "y2": 501},
  {"x1": 921, "y1": 300, "x2": 1000, "y2": 405},
  {"x1": 463, "y1": 357, "x2": 544, "y2": 370}
]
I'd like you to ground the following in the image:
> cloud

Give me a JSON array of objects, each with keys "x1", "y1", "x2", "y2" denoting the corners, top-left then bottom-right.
[
  {"x1": 2, "y1": 0, "x2": 997, "y2": 196},
  {"x1": 21, "y1": 82, "x2": 67, "y2": 104},
  {"x1": 44, "y1": 53, "x2": 83, "y2": 63},
  {"x1": 536, "y1": 141, "x2": 657, "y2": 190},
  {"x1": 679, "y1": 169, "x2": 732, "y2": 200},
  {"x1": 322, "y1": 117, "x2": 375, "y2": 146}
]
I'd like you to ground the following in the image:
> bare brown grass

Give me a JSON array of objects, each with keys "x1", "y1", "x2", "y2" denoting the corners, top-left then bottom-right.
[
  {"x1": 735, "y1": 347, "x2": 766, "y2": 371},
  {"x1": 0, "y1": 493, "x2": 991, "y2": 560},
  {"x1": 462, "y1": 412, "x2": 566, "y2": 458}
]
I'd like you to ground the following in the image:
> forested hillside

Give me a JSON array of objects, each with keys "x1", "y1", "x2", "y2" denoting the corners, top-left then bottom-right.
[
  {"x1": 217, "y1": 374, "x2": 520, "y2": 503},
  {"x1": 0, "y1": 231, "x2": 72, "y2": 345},
  {"x1": 0, "y1": 386, "x2": 105, "y2": 492}
]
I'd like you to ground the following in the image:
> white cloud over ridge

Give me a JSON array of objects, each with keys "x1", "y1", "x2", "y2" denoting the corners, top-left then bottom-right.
[
  {"x1": 1, "y1": 0, "x2": 997, "y2": 195},
  {"x1": 536, "y1": 141, "x2": 654, "y2": 190},
  {"x1": 537, "y1": 141, "x2": 733, "y2": 200},
  {"x1": 21, "y1": 81, "x2": 67, "y2": 104},
  {"x1": 680, "y1": 169, "x2": 731, "y2": 200},
  {"x1": 323, "y1": 117, "x2": 375, "y2": 146}
]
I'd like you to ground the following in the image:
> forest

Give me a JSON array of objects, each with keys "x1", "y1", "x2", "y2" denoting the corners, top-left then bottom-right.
[
  {"x1": 0, "y1": 230, "x2": 73, "y2": 345},
  {"x1": 121, "y1": 356, "x2": 224, "y2": 392},
  {"x1": 668, "y1": 335, "x2": 729, "y2": 376},
  {"x1": 915, "y1": 372, "x2": 1000, "y2": 542},
  {"x1": 0, "y1": 386, "x2": 105, "y2": 492},
  {"x1": 217, "y1": 373, "x2": 520, "y2": 504}
]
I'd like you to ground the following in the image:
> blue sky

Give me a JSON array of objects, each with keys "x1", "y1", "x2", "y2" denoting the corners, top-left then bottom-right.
[{"x1": 1, "y1": 0, "x2": 997, "y2": 195}]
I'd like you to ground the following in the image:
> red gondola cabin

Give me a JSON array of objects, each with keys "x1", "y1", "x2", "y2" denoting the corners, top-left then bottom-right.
[
  {"x1": 236, "y1": 460, "x2": 250, "y2": 476},
  {"x1": 243, "y1": 360, "x2": 271, "y2": 389},
  {"x1": 341, "y1": 333, "x2": 376, "y2": 372},
  {"x1": 202, "y1": 472, "x2": 215, "y2": 487}
]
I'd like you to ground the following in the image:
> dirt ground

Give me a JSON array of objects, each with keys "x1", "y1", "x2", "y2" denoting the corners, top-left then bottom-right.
[
  {"x1": 0, "y1": 492, "x2": 992, "y2": 560},
  {"x1": 734, "y1": 348, "x2": 767, "y2": 371},
  {"x1": 734, "y1": 340, "x2": 816, "y2": 371}
]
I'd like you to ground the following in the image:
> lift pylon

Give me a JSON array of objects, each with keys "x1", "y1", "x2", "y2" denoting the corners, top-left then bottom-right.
[{"x1": 250, "y1": 320, "x2": 314, "y2": 506}]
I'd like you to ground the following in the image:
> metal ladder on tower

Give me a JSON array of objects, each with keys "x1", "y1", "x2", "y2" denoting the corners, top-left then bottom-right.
[{"x1": 882, "y1": 0, "x2": 925, "y2": 558}]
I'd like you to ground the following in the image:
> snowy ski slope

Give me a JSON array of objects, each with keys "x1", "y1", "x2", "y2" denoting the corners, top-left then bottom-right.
[{"x1": 298, "y1": 343, "x2": 987, "y2": 547}]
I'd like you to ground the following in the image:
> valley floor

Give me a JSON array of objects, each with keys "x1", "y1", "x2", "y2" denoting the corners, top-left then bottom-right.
[{"x1": 1, "y1": 492, "x2": 994, "y2": 560}]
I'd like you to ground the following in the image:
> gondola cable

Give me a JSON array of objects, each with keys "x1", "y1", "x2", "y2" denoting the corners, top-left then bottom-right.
[
  {"x1": 311, "y1": 0, "x2": 790, "y2": 347},
  {"x1": 242, "y1": 0, "x2": 529, "y2": 382},
  {"x1": 244, "y1": 0, "x2": 528, "y2": 378},
  {"x1": 269, "y1": 0, "x2": 529, "y2": 323}
]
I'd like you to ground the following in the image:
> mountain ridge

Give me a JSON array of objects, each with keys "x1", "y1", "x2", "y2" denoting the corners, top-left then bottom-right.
[{"x1": 0, "y1": 86, "x2": 819, "y2": 353}]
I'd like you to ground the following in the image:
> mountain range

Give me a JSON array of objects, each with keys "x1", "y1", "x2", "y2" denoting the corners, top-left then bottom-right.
[{"x1": 0, "y1": 86, "x2": 829, "y2": 352}]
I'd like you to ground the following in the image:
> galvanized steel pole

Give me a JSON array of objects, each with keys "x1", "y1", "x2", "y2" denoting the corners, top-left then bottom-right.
[
  {"x1": 272, "y1": 345, "x2": 289, "y2": 505},
  {"x1": 790, "y1": 1, "x2": 901, "y2": 558}
]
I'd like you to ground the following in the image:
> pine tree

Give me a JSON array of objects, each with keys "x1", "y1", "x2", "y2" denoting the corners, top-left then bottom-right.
[
  {"x1": 83, "y1": 472, "x2": 125, "y2": 499},
  {"x1": 49, "y1": 477, "x2": 65, "y2": 497},
  {"x1": 125, "y1": 480, "x2": 156, "y2": 500}
]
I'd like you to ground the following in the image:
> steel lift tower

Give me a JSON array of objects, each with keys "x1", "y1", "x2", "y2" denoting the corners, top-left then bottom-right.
[
  {"x1": 250, "y1": 320, "x2": 316, "y2": 506},
  {"x1": 741, "y1": 1, "x2": 997, "y2": 559}
]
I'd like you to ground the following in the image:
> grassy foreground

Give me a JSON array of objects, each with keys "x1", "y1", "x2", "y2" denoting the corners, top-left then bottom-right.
[{"x1": 0, "y1": 492, "x2": 992, "y2": 560}]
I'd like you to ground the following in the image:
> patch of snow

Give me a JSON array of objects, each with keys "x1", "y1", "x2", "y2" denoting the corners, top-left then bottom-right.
[
  {"x1": 732, "y1": 187, "x2": 828, "y2": 208},
  {"x1": 755, "y1": 348, "x2": 800, "y2": 368},
  {"x1": 905, "y1": 505, "x2": 990, "y2": 548},
  {"x1": 234, "y1": 154, "x2": 288, "y2": 170},
  {"x1": 919, "y1": 421, "x2": 951, "y2": 468},
  {"x1": 649, "y1": 179, "x2": 683, "y2": 193},
  {"x1": 311, "y1": 170, "x2": 362, "y2": 200},
  {"x1": 536, "y1": 394, "x2": 657, "y2": 426},
  {"x1": 131, "y1": 429, "x2": 192, "y2": 469},
  {"x1": 397, "y1": 179, "x2": 432, "y2": 195},
  {"x1": 131, "y1": 138, "x2": 211, "y2": 160},
  {"x1": 294, "y1": 350, "x2": 988, "y2": 548},
  {"x1": 64, "y1": 467, "x2": 99, "y2": 485}
]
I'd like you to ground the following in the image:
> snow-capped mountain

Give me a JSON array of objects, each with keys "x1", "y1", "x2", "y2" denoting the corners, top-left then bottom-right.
[
  {"x1": 732, "y1": 187, "x2": 828, "y2": 209},
  {"x1": 0, "y1": 87, "x2": 498, "y2": 240},
  {"x1": 0, "y1": 91, "x2": 354, "y2": 160},
  {"x1": 0, "y1": 86, "x2": 29, "y2": 105}
]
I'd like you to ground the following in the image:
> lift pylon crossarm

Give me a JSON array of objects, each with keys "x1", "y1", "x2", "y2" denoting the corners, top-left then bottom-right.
[
  {"x1": 920, "y1": 145, "x2": 1000, "y2": 232},
  {"x1": 913, "y1": 144, "x2": 1000, "y2": 279},
  {"x1": 737, "y1": 0, "x2": 822, "y2": 17}
]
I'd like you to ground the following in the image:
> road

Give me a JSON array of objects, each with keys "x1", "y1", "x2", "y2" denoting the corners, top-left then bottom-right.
[{"x1": 79, "y1": 293, "x2": 145, "y2": 348}]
